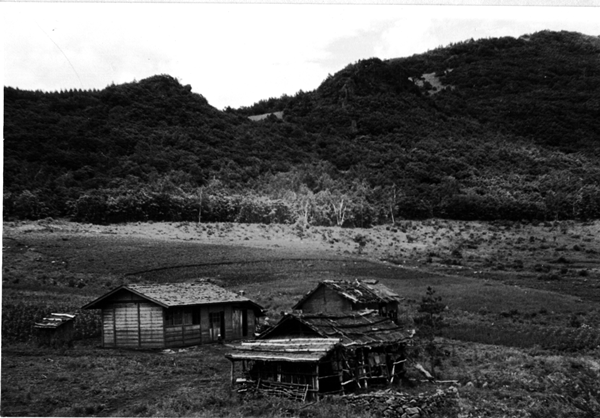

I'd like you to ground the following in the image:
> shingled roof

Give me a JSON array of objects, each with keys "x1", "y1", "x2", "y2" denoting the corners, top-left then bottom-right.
[
  {"x1": 82, "y1": 280, "x2": 264, "y2": 312},
  {"x1": 292, "y1": 280, "x2": 402, "y2": 310},
  {"x1": 259, "y1": 311, "x2": 413, "y2": 347},
  {"x1": 225, "y1": 338, "x2": 341, "y2": 363}
]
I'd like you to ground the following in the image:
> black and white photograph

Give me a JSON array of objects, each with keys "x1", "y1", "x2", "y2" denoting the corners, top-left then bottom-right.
[{"x1": 2, "y1": 1, "x2": 600, "y2": 417}]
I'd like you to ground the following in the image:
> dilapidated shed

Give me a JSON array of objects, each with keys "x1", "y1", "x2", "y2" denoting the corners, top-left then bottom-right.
[
  {"x1": 33, "y1": 313, "x2": 76, "y2": 347},
  {"x1": 227, "y1": 311, "x2": 413, "y2": 398},
  {"x1": 225, "y1": 338, "x2": 345, "y2": 401},
  {"x1": 293, "y1": 280, "x2": 402, "y2": 323},
  {"x1": 82, "y1": 280, "x2": 264, "y2": 349}
]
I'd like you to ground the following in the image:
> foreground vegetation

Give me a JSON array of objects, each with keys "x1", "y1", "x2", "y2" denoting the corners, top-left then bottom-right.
[
  {"x1": 2, "y1": 220, "x2": 599, "y2": 416},
  {"x1": 3, "y1": 340, "x2": 598, "y2": 417},
  {"x1": 5, "y1": 31, "x2": 600, "y2": 224}
]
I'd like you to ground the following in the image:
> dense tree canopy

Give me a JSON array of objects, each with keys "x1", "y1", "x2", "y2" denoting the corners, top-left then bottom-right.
[{"x1": 4, "y1": 31, "x2": 600, "y2": 224}]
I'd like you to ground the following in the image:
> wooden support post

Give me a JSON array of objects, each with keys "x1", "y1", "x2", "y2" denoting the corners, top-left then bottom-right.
[
  {"x1": 315, "y1": 364, "x2": 320, "y2": 401},
  {"x1": 337, "y1": 357, "x2": 344, "y2": 395},
  {"x1": 390, "y1": 359, "x2": 405, "y2": 384},
  {"x1": 364, "y1": 349, "x2": 370, "y2": 389},
  {"x1": 230, "y1": 361, "x2": 235, "y2": 387},
  {"x1": 353, "y1": 354, "x2": 362, "y2": 389}
]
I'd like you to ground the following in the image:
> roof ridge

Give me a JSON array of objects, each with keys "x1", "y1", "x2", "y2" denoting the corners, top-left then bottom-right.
[{"x1": 83, "y1": 281, "x2": 263, "y2": 312}]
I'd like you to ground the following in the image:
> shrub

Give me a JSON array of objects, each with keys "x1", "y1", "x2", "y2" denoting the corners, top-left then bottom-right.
[
  {"x1": 414, "y1": 287, "x2": 446, "y2": 377},
  {"x1": 8, "y1": 190, "x2": 51, "y2": 220},
  {"x1": 2, "y1": 300, "x2": 101, "y2": 343}
]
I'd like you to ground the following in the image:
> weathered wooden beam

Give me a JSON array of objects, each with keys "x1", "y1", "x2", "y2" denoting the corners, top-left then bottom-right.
[
  {"x1": 317, "y1": 373, "x2": 343, "y2": 380},
  {"x1": 338, "y1": 358, "x2": 345, "y2": 395},
  {"x1": 314, "y1": 364, "x2": 320, "y2": 401}
]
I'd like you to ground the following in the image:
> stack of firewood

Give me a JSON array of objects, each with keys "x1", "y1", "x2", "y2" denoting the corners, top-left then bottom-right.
[{"x1": 341, "y1": 386, "x2": 459, "y2": 417}]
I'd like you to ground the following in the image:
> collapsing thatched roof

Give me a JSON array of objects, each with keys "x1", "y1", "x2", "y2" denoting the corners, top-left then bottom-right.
[
  {"x1": 225, "y1": 338, "x2": 342, "y2": 363},
  {"x1": 259, "y1": 311, "x2": 413, "y2": 347},
  {"x1": 292, "y1": 280, "x2": 402, "y2": 310}
]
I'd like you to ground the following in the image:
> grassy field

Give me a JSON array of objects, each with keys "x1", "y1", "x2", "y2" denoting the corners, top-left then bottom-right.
[{"x1": 2, "y1": 219, "x2": 600, "y2": 417}]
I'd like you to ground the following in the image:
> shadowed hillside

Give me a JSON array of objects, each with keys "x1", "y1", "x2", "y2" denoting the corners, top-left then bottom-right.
[{"x1": 4, "y1": 31, "x2": 600, "y2": 223}]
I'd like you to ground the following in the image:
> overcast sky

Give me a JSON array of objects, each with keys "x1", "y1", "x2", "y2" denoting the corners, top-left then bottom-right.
[{"x1": 2, "y1": 3, "x2": 599, "y2": 110}]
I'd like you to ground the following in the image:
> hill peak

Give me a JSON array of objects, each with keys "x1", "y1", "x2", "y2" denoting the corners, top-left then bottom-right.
[
  {"x1": 317, "y1": 57, "x2": 418, "y2": 101},
  {"x1": 136, "y1": 74, "x2": 192, "y2": 93}
]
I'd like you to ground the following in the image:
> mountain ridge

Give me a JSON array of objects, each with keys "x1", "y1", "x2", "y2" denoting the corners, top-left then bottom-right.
[{"x1": 4, "y1": 30, "x2": 600, "y2": 224}]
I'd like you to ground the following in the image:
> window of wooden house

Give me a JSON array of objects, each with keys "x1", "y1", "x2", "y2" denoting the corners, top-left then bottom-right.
[
  {"x1": 166, "y1": 307, "x2": 201, "y2": 326},
  {"x1": 182, "y1": 308, "x2": 193, "y2": 325},
  {"x1": 165, "y1": 308, "x2": 183, "y2": 326}
]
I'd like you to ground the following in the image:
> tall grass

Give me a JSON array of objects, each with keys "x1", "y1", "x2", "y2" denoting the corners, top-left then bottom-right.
[
  {"x1": 442, "y1": 321, "x2": 600, "y2": 352},
  {"x1": 125, "y1": 390, "x2": 375, "y2": 418}
]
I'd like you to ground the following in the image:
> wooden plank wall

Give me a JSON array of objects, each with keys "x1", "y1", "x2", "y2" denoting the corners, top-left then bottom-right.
[
  {"x1": 247, "y1": 309, "x2": 255, "y2": 339},
  {"x1": 113, "y1": 302, "x2": 140, "y2": 347},
  {"x1": 224, "y1": 307, "x2": 256, "y2": 340},
  {"x1": 102, "y1": 302, "x2": 164, "y2": 348},
  {"x1": 102, "y1": 300, "x2": 259, "y2": 348},
  {"x1": 165, "y1": 325, "x2": 201, "y2": 347},
  {"x1": 165, "y1": 305, "x2": 235, "y2": 347},
  {"x1": 232, "y1": 309, "x2": 242, "y2": 338},
  {"x1": 139, "y1": 303, "x2": 164, "y2": 348},
  {"x1": 199, "y1": 305, "x2": 251, "y2": 344},
  {"x1": 300, "y1": 287, "x2": 352, "y2": 314},
  {"x1": 200, "y1": 306, "x2": 210, "y2": 343},
  {"x1": 111, "y1": 290, "x2": 146, "y2": 302},
  {"x1": 102, "y1": 308, "x2": 115, "y2": 347},
  {"x1": 224, "y1": 306, "x2": 233, "y2": 339}
]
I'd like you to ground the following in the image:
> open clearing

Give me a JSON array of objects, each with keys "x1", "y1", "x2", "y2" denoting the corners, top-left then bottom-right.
[{"x1": 2, "y1": 219, "x2": 600, "y2": 417}]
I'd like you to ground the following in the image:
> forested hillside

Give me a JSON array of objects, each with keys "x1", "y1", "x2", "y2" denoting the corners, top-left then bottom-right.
[{"x1": 4, "y1": 30, "x2": 600, "y2": 225}]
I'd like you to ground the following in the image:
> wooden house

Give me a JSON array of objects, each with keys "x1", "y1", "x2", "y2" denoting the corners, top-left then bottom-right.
[
  {"x1": 293, "y1": 280, "x2": 402, "y2": 323},
  {"x1": 226, "y1": 311, "x2": 413, "y2": 398},
  {"x1": 82, "y1": 281, "x2": 264, "y2": 349},
  {"x1": 33, "y1": 313, "x2": 76, "y2": 347}
]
